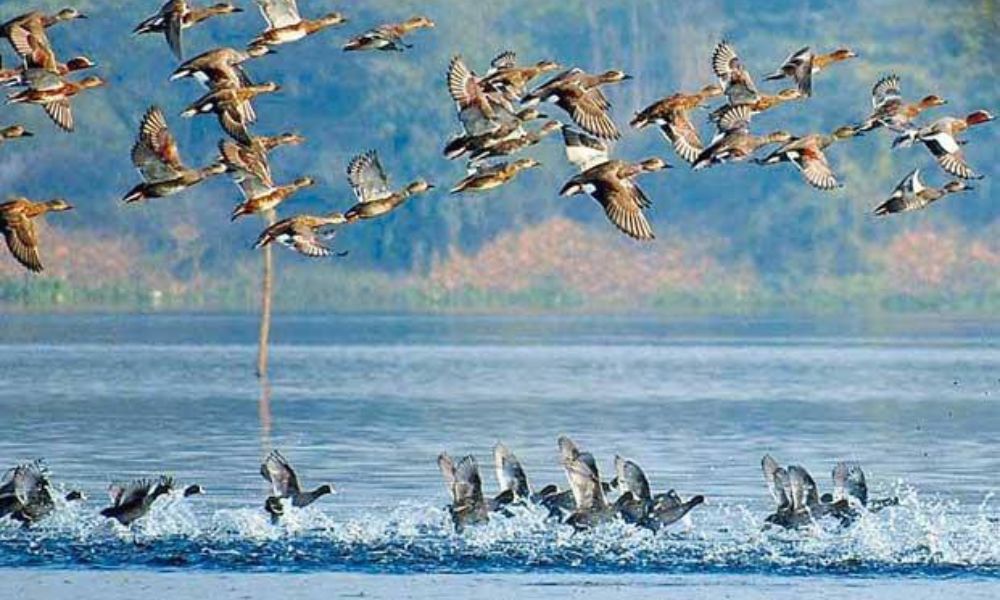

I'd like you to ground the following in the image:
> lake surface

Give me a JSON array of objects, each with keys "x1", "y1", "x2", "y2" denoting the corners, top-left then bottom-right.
[{"x1": 0, "y1": 314, "x2": 998, "y2": 598}]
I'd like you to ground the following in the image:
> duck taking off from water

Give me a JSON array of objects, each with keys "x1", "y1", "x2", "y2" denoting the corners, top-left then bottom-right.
[
  {"x1": 260, "y1": 450, "x2": 335, "y2": 517},
  {"x1": 438, "y1": 453, "x2": 490, "y2": 532},
  {"x1": 0, "y1": 460, "x2": 86, "y2": 526},
  {"x1": 610, "y1": 455, "x2": 705, "y2": 532},
  {"x1": 100, "y1": 476, "x2": 202, "y2": 526},
  {"x1": 761, "y1": 455, "x2": 848, "y2": 529}
]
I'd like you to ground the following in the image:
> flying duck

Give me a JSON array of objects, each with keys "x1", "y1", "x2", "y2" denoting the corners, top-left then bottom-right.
[
  {"x1": 712, "y1": 40, "x2": 759, "y2": 105},
  {"x1": 6, "y1": 73, "x2": 106, "y2": 132},
  {"x1": 522, "y1": 67, "x2": 630, "y2": 139},
  {"x1": 467, "y1": 120, "x2": 562, "y2": 163},
  {"x1": 218, "y1": 132, "x2": 304, "y2": 189},
  {"x1": 254, "y1": 213, "x2": 348, "y2": 258},
  {"x1": 0, "y1": 124, "x2": 33, "y2": 146},
  {"x1": 873, "y1": 168, "x2": 973, "y2": 216},
  {"x1": 134, "y1": 1, "x2": 244, "y2": 59},
  {"x1": 170, "y1": 45, "x2": 273, "y2": 88},
  {"x1": 446, "y1": 54, "x2": 517, "y2": 138},
  {"x1": 0, "y1": 197, "x2": 72, "y2": 272},
  {"x1": 443, "y1": 107, "x2": 547, "y2": 160},
  {"x1": 892, "y1": 110, "x2": 993, "y2": 179},
  {"x1": 763, "y1": 47, "x2": 858, "y2": 96},
  {"x1": 123, "y1": 106, "x2": 227, "y2": 204},
  {"x1": 343, "y1": 16, "x2": 434, "y2": 52},
  {"x1": 558, "y1": 127, "x2": 668, "y2": 240},
  {"x1": 450, "y1": 157, "x2": 541, "y2": 194},
  {"x1": 754, "y1": 125, "x2": 861, "y2": 190},
  {"x1": 631, "y1": 84, "x2": 724, "y2": 164},
  {"x1": 479, "y1": 52, "x2": 561, "y2": 102},
  {"x1": 855, "y1": 75, "x2": 947, "y2": 133},
  {"x1": 341, "y1": 150, "x2": 435, "y2": 222},
  {"x1": 708, "y1": 88, "x2": 803, "y2": 124},
  {"x1": 692, "y1": 105, "x2": 793, "y2": 170},
  {"x1": 1, "y1": 9, "x2": 86, "y2": 66},
  {"x1": 260, "y1": 450, "x2": 335, "y2": 515},
  {"x1": 251, "y1": 0, "x2": 347, "y2": 47},
  {"x1": 439, "y1": 453, "x2": 490, "y2": 532},
  {"x1": 180, "y1": 81, "x2": 281, "y2": 145},
  {"x1": 229, "y1": 174, "x2": 315, "y2": 221}
]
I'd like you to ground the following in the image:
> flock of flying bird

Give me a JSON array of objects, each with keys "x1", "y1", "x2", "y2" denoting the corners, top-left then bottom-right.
[
  {"x1": 0, "y1": 1, "x2": 994, "y2": 272},
  {"x1": 1, "y1": 440, "x2": 898, "y2": 534}
]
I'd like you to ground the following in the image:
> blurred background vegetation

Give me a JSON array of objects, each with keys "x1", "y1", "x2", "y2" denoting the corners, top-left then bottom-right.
[{"x1": 0, "y1": 0, "x2": 996, "y2": 314}]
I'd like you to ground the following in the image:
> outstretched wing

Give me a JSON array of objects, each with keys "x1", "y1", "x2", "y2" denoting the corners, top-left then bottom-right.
[
  {"x1": 832, "y1": 461, "x2": 868, "y2": 506},
  {"x1": 562, "y1": 127, "x2": 610, "y2": 172},
  {"x1": 1, "y1": 212, "x2": 43, "y2": 272},
  {"x1": 347, "y1": 150, "x2": 392, "y2": 203},
  {"x1": 787, "y1": 465, "x2": 820, "y2": 511},
  {"x1": 132, "y1": 106, "x2": 185, "y2": 183},
  {"x1": 260, "y1": 450, "x2": 301, "y2": 497},
  {"x1": 712, "y1": 40, "x2": 758, "y2": 104},
  {"x1": 493, "y1": 442, "x2": 530, "y2": 498},
  {"x1": 256, "y1": 0, "x2": 301, "y2": 29},
  {"x1": 762, "y1": 454, "x2": 791, "y2": 509},
  {"x1": 563, "y1": 451, "x2": 604, "y2": 511},
  {"x1": 872, "y1": 75, "x2": 901, "y2": 109},
  {"x1": 614, "y1": 456, "x2": 652, "y2": 501}
]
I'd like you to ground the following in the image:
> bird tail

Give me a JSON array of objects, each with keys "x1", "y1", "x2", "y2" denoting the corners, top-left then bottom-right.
[
  {"x1": 891, "y1": 130, "x2": 918, "y2": 149},
  {"x1": 121, "y1": 185, "x2": 146, "y2": 204}
]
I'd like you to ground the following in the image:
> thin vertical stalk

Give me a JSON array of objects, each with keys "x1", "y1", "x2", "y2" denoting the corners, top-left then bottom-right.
[{"x1": 256, "y1": 209, "x2": 277, "y2": 379}]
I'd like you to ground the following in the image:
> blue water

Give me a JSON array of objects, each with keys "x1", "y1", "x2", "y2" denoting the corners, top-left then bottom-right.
[{"x1": 0, "y1": 314, "x2": 998, "y2": 588}]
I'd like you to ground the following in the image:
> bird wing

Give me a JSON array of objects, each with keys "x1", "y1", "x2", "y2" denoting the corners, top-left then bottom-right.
[
  {"x1": 663, "y1": 112, "x2": 704, "y2": 164},
  {"x1": 1, "y1": 211, "x2": 43, "y2": 272},
  {"x1": 921, "y1": 132, "x2": 978, "y2": 179},
  {"x1": 562, "y1": 127, "x2": 610, "y2": 172},
  {"x1": 788, "y1": 465, "x2": 820, "y2": 510},
  {"x1": 490, "y1": 51, "x2": 517, "y2": 71},
  {"x1": 791, "y1": 147, "x2": 840, "y2": 190},
  {"x1": 287, "y1": 221, "x2": 333, "y2": 257},
  {"x1": 712, "y1": 41, "x2": 758, "y2": 104},
  {"x1": 165, "y1": 4, "x2": 184, "y2": 60},
  {"x1": 447, "y1": 55, "x2": 484, "y2": 109},
  {"x1": 8, "y1": 20, "x2": 57, "y2": 70},
  {"x1": 872, "y1": 75, "x2": 902, "y2": 109},
  {"x1": 761, "y1": 454, "x2": 791, "y2": 509},
  {"x1": 493, "y1": 443, "x2": 529, "y2": 497},
  {"x1": 595, "y1": 177, "x2": 655, "y2": 241},
  {"x1": 236, "y1": 171, "x2": 274, "y2": 201},
  {"x1": 560, "y1": 88, "x2": 620, "y2": 140},
  {"x1": 256, "y1": 0, "x2": 301, "y2": 29},
  {"x1": 896, "y1": 168, "x2": 925, "y2": 196},
  {"x1": 614, "y1": 456, "x2": 652, "y2": 501},
  {"x1": 832, "y1": 461, "x2": 868, "y2": 505},
  {"x1": 42, "y1": 99, "x2": 74, "y2": 132},
  {"x1": 116, "y1": 479, "x2": 156, "y2": 507},
  {"x1": 347, "y1": 150, "x2": 392, "y2": 203},
  {"x1": 217, "y1": 104, "x2": 253, "y2": 145},
  {"x1": 563, "y1": 452, "x2": 604, "y2": 511},
  {"x1": 260, "y1": 450, "x2": 301, "y2": 496},
  {"x1": 715, "y1": 104, "x2": 753, "y2": 133},
  {"x1": 132, "y1": 106, "x2": 185, "y2": 183},
  {"x1": 11, "y1": 461, "x2": 47, "y2": 504},
  {"x1": 219, "y1": 140, "x2": 273, "y2": 188},
  {"x1": 783, "y1": 46, "x2": 814, "y2": 96}
]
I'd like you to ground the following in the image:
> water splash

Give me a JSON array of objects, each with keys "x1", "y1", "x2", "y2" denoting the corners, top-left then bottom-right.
[{"x1": 1, "y1": 485, "x2": 998, "y2": 577}]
